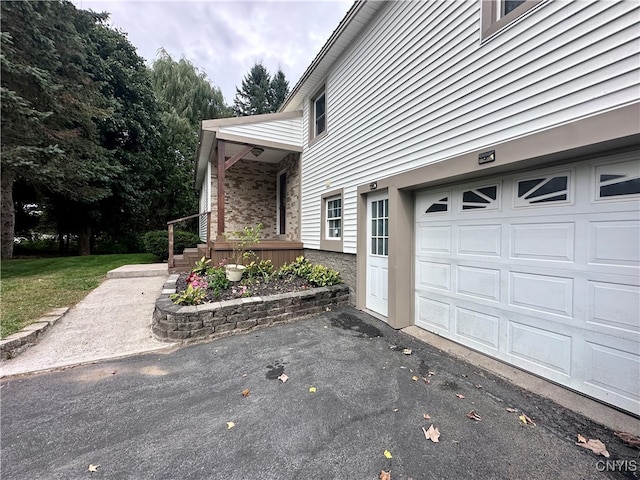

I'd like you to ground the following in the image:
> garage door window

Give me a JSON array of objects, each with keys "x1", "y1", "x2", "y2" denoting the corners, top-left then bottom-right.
[
  {"x1": 425, "y1": 196, "x2": 449, "y2": 214},
  {"x1": 596, "y1": 160, "x2": 640, "y2": 200},
  {"x1": 461, "y1": 185, "x2": 499, "y2": 210},
  {"x1": 515, "y1": 173, "x2": 570, "y2": 207}
]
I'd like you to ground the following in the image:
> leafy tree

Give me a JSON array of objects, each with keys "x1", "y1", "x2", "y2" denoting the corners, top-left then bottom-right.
[
  {"x1": 150, "y1": 49, "x2": 232, "y2": 225},
  {"x1": 233, "y1": 62, "x2": 272, "y2": 116},
  {"x1": 269, "y1": 68, "x2": 289, "y2": 112},
  {"x1": 1, "y1": 1, "x2": 117, "y2": 258}
]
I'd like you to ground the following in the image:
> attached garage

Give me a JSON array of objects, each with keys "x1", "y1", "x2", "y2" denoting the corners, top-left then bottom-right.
[{"x1": 414, "y1": 151, "x2": 639, "y2": 413}]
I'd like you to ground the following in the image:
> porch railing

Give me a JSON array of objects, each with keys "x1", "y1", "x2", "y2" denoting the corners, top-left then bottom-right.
[{"x1": 167, "y1": 211, "x2": 211, "y2": 268}]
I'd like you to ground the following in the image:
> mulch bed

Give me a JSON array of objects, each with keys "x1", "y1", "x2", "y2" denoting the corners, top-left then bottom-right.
[{"x1": 175, "y1": 272, "x2": 315, "y2": 303}]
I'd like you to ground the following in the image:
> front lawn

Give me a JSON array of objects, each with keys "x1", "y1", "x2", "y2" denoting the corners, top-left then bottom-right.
[{"x1": 0, "y1": 254, "x2": 156, "y2": 338}]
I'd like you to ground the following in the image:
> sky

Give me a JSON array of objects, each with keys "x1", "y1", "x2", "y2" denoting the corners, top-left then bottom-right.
[{"x1": 73, "y1": 0, "x2": 354, "y2": 105}]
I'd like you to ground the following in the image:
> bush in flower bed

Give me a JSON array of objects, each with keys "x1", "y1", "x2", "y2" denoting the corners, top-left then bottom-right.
[{"x1": 170, "y1": 256, "x2": 341, "y2": 306}]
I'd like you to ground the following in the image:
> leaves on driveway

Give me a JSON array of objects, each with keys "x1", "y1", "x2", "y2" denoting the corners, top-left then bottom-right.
[
  {"x1": 402, "y1": 348, "x2": 412, "y2": 355},
  {"x1": 615, "y1": 431, "x2": 640, "y2": 449},
  {"x1": 422, "y1": 425, "x2": 440, "y2": 443},
  {"x1": 466, "y1": 410, "x2": 481, "y2": 421},
  {"x1": 576, "y1": 435, "x2": 610, "y2": 458},
  {"x1": 87, "y1": 464, "x2": 100, "y2": 473},
  {"x1": 380, "y1": 470, "x2": 391, "y2": 480},
  {"x1": 456, "y1": 394, "x2": 465, "y2": 399},
  {"x1": 241, "y1": 389, "x2": 250, "y2": 397},
  {"x1": 423, "y1": 413, "x2": 431, "y2": 420},
  {"x1": 505, "y1": 407, "x2": 518, "y2": 413},
  {"x1": 383, "y1": 450, "x2": 393, "y2": 459},
  {"x1": 519, "y1": 413, "x2": 536, "y2": 426},
  {"x1": 226, "y1": 421, "x2": 235, "y2": 430},
  {"x1": 309, "y1": 386, "x2": 317, "y2": 393},
  {"x1": 278, "y1": 373, "x2": 289, "y2": 383},
  {"x1": 411, "y1": 376, "x2": 419, "y2": 381}
]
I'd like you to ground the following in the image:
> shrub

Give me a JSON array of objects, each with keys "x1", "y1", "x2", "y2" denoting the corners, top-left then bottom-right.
[
  {"x1": 207, "y1": 266, "x2": 230, "y2": 298},
  {"x1": 169, "y1": 284, "x2": 207, "y2": 305},
  {"x1": 244, "y1": 259, "x2": 274, "y2": 283},
  {"x1": 279, "y1": 256, "x2": 313, "y2": 278},
  {"x1": 307, "y1": 264, "x2": 342, "y2": 286},
  {"x1": 142, "y1": 230, "x2": 200, "y2": 261}
]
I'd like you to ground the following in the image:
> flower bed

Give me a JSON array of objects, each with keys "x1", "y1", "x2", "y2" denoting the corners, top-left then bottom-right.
[
  {"x1": 152, "y1": 275, "x2": 349, "y2": 342},
  {"x1": 152, "y1": 256, "x2": 349, "y2": 343}
]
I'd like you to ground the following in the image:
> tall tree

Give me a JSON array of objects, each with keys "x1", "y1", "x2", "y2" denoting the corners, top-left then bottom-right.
[
  {"x1": 1, "y1": 1, "x2": 117, "y2": 258},
  {"x1": 233, "y1": 62, "x2": 272, "y2": 116},
  {"x1": 150, "y1": 50, "x2": 232, "y2": 224},
  {"x1": 269, "y1": 68, "x2": 290, "y2": 112}
]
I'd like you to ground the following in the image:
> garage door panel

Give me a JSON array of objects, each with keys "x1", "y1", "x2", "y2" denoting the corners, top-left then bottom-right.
[
  {"x1": 583, "y1": 341, "x2": 640, "y2": 409},
  {"x1": 456, "y1": 307, "x2": 500, "y2": 350},
  {"x1": 457, "y1": 224, "x2": 502, "y2": 256},
  {"x1": 416, "y1": 295, "x2": 451, "y2": 331},
  {"x1": 456, "y1": 265, "x2": 501, "y2": 302},
  {"x1": 508, "y1": 321, "x2": 573, "y2": 376},
  {"x1": 417, "y1": 260, "x2": 451, "y2": 291},
  {"x1": 588, "y1": 281, "x2": 640, "y2": 337},
  {"x1": 589, "y1": 220, "x2": 640, "y2": 267},
  {"x1": 510, "y1": 222, "x2": 575, "y2": 262},
  {"x1": 416, "y1": 224, "x2": 452, "y2": 254},
  {"x1": 509, "y1": 272, "x2": 574, "y2": 317}
]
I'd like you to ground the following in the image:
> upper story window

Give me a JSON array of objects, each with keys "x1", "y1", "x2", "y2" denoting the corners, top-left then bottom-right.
[
  {"x1": 481, "y1": 0, "x2": 542, "y2": 40},
  {"x1": 309, "y1": 84, "x2": 327, "y2": 144}
]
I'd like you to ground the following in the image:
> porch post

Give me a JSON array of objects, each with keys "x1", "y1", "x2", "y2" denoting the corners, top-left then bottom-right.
[{"x1": 217, "y1": 139, "x2": 226, "y2": 238}]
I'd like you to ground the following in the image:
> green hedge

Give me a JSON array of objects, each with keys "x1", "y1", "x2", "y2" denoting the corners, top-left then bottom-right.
[{"x1": 142, "y1": 230, "x2": 201, "y2": 261}]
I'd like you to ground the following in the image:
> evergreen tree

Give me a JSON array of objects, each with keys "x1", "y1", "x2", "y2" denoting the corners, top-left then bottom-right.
[
  {"x1": 269, "y1": 68, "x2": 289, "y2": 112},
  {"x1": 233, "y1": 63, "x2": 272, "y2": 116}
]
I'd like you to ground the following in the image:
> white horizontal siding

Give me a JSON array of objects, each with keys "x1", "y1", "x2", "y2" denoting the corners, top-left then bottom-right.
[
  {"x1": 219, "y1": 118, "x2": 302, "y2": 146},
  {"x1": 300, "y1": 0, "x2": 640, "y2": 253}
]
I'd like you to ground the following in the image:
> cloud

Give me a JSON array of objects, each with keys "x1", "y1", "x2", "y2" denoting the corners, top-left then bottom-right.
[{"x1": 76, "y1": 0, "x2": 352, "y2": 104}]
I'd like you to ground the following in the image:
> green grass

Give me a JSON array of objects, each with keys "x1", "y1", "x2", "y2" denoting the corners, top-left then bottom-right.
[{"x1": 0, "y1": 254, "x2": 157, "y2": 338}]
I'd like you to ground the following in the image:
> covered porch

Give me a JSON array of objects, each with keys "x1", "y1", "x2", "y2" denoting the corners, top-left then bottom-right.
[{"x1": 169, "y1": 111, "x2": 304, "y2": 272}]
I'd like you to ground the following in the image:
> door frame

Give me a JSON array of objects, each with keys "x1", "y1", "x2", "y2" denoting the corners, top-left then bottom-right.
[{"x1": 365, "y1": 190, "x2": 390, "y2": 318}]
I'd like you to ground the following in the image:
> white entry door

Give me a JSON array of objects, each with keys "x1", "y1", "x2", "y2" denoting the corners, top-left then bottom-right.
[{"x1": 366, "y1": 192, "x2": 389, "y2": 317}]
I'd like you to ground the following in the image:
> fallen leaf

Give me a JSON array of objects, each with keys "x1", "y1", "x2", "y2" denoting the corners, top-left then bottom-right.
[
  {"x1": 518, "y1": 413, "x2": 536, "y2": 426},
  {"x1": 577, "y1": 434, "x2": 587, "y2": 443},
  {"x1": 402, "y1": 349, "x2": 412, "y2": 355},
  {"x1": 88, "y1": 464, "x2": 100, "y2": 472},
  {"x1": 576, "y1": 438, "x2": 610, "y2": 458},
  {"x1": 466, "y1": 410, "x2": 481, "y2": 421},
  {"x1": 393, "y1": 408, "x2": 399, "y2": 412},
  {"x1": 309, "y1": 386, "x2": 317, "y2": 393},
  {"x1": 241, "y1": 389, "x2": 250, "y2": 397},
  {"x1": 422, "y1": 424, "x2": 440, "y2": 443},
  {"x1": 422, "y1": 377, "x2": 431, "y2": 384},
  {"x1": 615, "y1": 431, "x2": 640, "y2": 449},
  {"x1": 111, "y1": 371, "x2": 117, "y2": 375},
  {"x1": 456, "y1": 394, "x2": 465, "y2": 399},
  {"x1": 411, "y1": 376, "x2": 419, "y2": 381},
  {"x1": 423, "y1": 413, "x2": 431, "y2": 420},
  {"x1": 505, "y1": 407, "x2": 518, "y2": 413},
  {"x1": 278, "y1": 373, "x2": 289, "y2": 383},
  {"x1": 428, "y1": 371, "x2": 436, "y2": 377},
  {"x1": 226, "y1": 421, "x2": 235, "y2": 429},
  {"x1": 380, "y1": 470, "x2": 391, "y2": 480},
  {"x1": 383, "y1": 449, "x2": 393, "y2": 459},
  {"x1": 475, "y1": 384, "x2": 482, "y2": 389}
]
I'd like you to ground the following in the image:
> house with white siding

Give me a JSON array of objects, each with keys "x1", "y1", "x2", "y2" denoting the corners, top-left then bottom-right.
[{"x1": 193, "y1": 0, "x2": 640, "y2": 415}]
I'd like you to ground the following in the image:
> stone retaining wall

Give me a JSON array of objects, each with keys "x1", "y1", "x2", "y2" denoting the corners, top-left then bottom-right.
[{"x1": 152, "y1": 275, "x2": 349, "y2": 343}]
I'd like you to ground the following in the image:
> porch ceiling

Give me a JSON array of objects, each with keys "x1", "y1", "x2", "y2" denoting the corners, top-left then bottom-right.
[{"x1": 195, "y1": 111, "x2": 303, "y2": 188}]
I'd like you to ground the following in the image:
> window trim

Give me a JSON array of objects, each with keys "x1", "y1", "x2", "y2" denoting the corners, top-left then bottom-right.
[
  {"x1": 308, "y1": 83, "x2": 328, "y2": 146},
  {"x1": 320, "y1": 188, "x2": 343, "y2": 252},
  {"x1": 480, "y1": 0, "x2": 543, "y2": 40}
]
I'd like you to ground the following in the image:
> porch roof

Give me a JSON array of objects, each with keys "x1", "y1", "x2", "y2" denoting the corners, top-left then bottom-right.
[{"x1": 195, "y1": 110, "x2": 303, "y2": 188}]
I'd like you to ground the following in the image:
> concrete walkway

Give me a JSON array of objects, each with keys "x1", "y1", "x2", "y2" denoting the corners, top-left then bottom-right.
[{"x1": 0, "y1": 264, "x2": 176, "y2": 377}]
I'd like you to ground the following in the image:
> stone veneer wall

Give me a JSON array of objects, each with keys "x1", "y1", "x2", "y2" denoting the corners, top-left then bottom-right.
[
  {"x1": 208, "y1": 153, "x2": 300, "y2": 241},
  {"x1": 303, "y1": 250, "x2": 357, "y2": 305},
  {"x1": 153, "y1": 274, "x2": 349, "y2": 342}
]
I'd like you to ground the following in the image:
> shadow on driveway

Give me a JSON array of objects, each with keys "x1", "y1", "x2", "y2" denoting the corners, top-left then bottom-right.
[{"x1": 1, "y1": 307, "x2": 636, "y2": 479}]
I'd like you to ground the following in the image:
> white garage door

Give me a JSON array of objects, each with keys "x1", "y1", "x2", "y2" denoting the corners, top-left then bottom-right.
[{"x1": 414, "y1": 152, "x2": 640, "y2": 414}]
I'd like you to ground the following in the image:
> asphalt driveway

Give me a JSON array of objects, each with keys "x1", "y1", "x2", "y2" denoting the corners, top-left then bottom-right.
[{"x1": 1, "y1": 307, "x2": 637, "y2": 480}]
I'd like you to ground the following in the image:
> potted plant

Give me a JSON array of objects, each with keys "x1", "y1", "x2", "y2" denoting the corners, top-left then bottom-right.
[{"x1": 224, "y1": 223, "x2": 263, "y2": 281}]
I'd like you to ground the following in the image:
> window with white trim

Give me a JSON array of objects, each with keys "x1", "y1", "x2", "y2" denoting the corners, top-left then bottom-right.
[
  {"x1": 326, "y1": 196, "x2": 342, "y2": 239},
  {"x1": 481, "y1": 0, "x2": 542, "y2": 39},
  {"x1": 310, "y1": 85, "x2": 327, "y2": 143}
]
